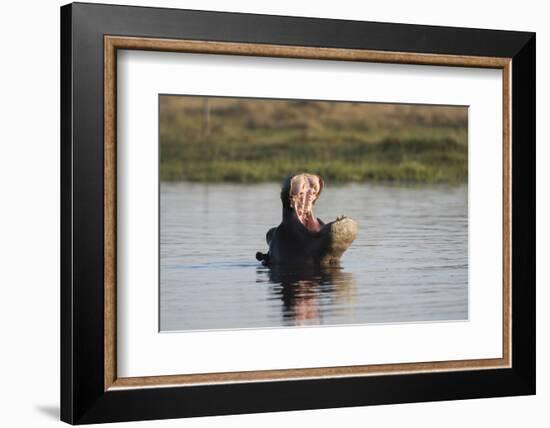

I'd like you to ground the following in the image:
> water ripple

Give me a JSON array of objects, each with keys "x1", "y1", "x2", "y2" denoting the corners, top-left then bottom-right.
[{"x1": 160, "y1": 182, "x2": 468, "y2": 331}]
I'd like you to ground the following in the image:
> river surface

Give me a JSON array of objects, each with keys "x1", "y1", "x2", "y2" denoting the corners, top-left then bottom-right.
[{"x1": 160, "y1": 182, "x2": 468, "y2": 331}]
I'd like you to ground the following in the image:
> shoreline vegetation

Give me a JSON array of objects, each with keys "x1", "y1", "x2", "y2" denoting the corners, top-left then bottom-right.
[{"x1": 160, "y1": 97, "x2": 468, "y2": 183}]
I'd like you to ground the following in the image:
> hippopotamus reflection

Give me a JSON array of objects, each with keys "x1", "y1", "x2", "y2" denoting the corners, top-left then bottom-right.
[
  {"x1": 256, "y1": 173, "x2": 358, "y2": 266},
  {"x1": 265, "y1": 264, "x2": 357, "y2": 325}
]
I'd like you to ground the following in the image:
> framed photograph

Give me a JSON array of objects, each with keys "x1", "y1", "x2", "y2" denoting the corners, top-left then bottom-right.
[{"x1": 60, "y1": 2, "x2": 535, "y2": 424}]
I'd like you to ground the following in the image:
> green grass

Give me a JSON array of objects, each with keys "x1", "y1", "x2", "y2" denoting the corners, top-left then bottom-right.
[{"x1": 159, "y1": 97, "x2": 468, "y2": 183}]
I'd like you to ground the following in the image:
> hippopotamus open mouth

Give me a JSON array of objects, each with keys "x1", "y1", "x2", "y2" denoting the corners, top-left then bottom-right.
[
  {"x1": 288, "y1": 173, "x2": 323, "y2": 232},
  {"x1": 256, "y1": 173, "x2": 358, "y2": 266}
]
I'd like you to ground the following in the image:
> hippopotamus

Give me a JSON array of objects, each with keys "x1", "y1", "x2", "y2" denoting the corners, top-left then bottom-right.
[{"x1": 256, "y1": 173, "x2": 358, "y2": 266}]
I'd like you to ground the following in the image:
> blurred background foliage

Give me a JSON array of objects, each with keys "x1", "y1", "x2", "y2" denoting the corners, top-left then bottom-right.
[{"x1": 160, "y1": 96, "x2": 468, "y2": 183}]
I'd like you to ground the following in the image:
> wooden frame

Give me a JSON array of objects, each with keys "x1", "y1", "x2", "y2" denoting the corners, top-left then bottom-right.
[
  {"x1": 104, "y1": 35, "x2": 512, "y2": 389},
  {"x1": 61, "y1": 2, "x2": 535, "y2": 424}
]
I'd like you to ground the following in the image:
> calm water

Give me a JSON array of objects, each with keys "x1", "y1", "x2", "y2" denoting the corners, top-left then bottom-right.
[{"x1": 160, "y1": 182, "x2": 468, "y2": 331}]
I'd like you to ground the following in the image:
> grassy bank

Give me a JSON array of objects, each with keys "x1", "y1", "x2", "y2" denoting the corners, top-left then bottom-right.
[{"x1": 160, "y1": 97, "x2": 468, "y2": 183}]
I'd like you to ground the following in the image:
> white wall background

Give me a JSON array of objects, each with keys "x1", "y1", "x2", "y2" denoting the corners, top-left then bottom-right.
[{"x1": 0, "y1": 0, "x2": 545, "y2": 427}]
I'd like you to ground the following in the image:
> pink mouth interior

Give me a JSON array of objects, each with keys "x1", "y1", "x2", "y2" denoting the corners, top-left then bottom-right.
[{"x1": 290, "y1": 174, "x2": 322, "y2": 232}]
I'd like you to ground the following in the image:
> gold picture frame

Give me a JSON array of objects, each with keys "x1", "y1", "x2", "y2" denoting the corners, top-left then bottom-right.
[{"x1": 104, "y1": 36, "x2": 511, "y2": 391}]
